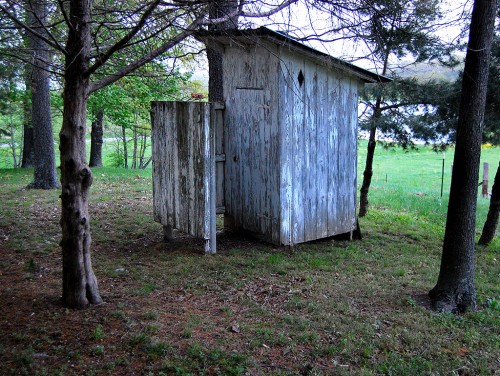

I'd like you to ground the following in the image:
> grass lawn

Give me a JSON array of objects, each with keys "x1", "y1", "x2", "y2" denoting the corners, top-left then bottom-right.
[{"x1": 0, "y1": 144, "x2": 498, "y2": 375}]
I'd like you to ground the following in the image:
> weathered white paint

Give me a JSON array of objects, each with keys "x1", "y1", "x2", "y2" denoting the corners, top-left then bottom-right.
[
  {"x1": 221, "y1": 40, "x2": 360, "y2": 246},
  {"x1": 152, "y1": 31, "x2": 369, "y2": 249},
  {"x1": 151, "y1": 101, "x2": 217, "y2": 253},
  {"x1": 223, "y1": 44, "x2": 282, "y2": 243}
]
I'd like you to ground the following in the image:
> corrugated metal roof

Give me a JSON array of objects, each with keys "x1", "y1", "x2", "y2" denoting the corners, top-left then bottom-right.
[{"x1": 197, "y1": 26, "x2": 392, "y2": 84}]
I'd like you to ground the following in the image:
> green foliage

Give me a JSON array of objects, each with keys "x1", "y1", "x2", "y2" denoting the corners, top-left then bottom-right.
[
  {"x1": 88, "y1": 62, "x2": 191, "y2": 128},
  {"x1": 108, "y1": 147, "x2": 126, "y2": 168},
  {"x1": 359, "y1": 0, "x2": 443, "y2": 64},
  {"x1": 436, "y1": 31, "x2": 500, "y2": 146},
  {"x1": 356, "y1": 0, "x2": 458, "y2": 151},
  {"x1": 93, "y1": 345, "x2": 105, "y2": 356},
  {"x1": 0, "y1": 58, "x2": 25, "y2": 168},
  {"x1": 183, "y1": 342, "x2": 247, "y2": 375},
  {"x1": 360, "y1": 78, "x2": 457, "y2": 149},
  {"x1": 87, "y1": 61, "x2": 192, "y2": 168},
  {"x1": 91, "y1": 324, "x2": 104, "y2": 341},
  {"x1": 145, "y1": 341, "x2": 170, "y2": 358},
  {"x1": 483, "y1": 32, "x2": 500, "y2": 145},
  {"x1": 486, "y1": 297, "x2": 500, "y2": 310},
  {"x1": 360, "y1": 0, "x2": 468, "y2": 150}
]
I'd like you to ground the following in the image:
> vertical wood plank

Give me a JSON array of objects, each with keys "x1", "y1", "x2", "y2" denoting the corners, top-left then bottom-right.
[
  {"x1": 278, "y1": 55, "x2": 292, "y2": 246},
  {"x1": 214, "y1": 106, "x2": 225, "y2": 210},
  {"x1": 291, "y1": 55, "x2": 305, "y2": 244},
  {"x1": 222, "y1": 44, "x2": 281, "y2": 241},
  {"x1": 303, "y1": 60, "x2": 318, "y2": 242},
  {"x1": 223, "y1": 91, "x2": 235, "y2": 226},
  {"x1": 339, "y1": 78, "x2": 349, "y2": 231},
  {"x1": 171, "y1": 103, "x2": 180, "y2": 230},
  {"x1": 151, "y1": 103, "x2": 160, "y2": 222},
  {"x1": 326, "y1": 75, "x2": 339, "y2": 235},
  {"x1": 349, "y1": 80, "x2": 359, "y2": 229},
  {"x1": 151, "y1": 102, "x2": 215, "y2": 250},
  {"x1": 482, "y1": 162, "x2": 489, "y2": 197},
  {"x1": 316, "y1": 65, "x2": 328, "y2": 238}
]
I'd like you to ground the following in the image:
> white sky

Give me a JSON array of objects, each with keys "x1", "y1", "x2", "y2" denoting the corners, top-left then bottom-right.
[{"x1": 252, "y1": 0, "x2": 471, "y2": 70}]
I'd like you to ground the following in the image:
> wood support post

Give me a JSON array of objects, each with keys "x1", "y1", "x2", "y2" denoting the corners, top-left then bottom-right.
[{"x1": 482, "y1": 162, "x2": 489, "y2": 198}]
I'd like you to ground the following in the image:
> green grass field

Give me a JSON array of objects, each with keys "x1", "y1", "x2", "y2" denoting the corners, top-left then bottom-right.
[
  {"x1": 358, "y1": 143, "x2": 498, "y2": 230},
  {"x1": 0, "y1": 142, "x2": 498, "y2": 375}
]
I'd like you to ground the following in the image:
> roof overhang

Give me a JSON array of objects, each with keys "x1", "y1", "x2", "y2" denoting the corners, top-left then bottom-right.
[{"x1": 196, "y1": 27, "x2": 392, "y2": 84}]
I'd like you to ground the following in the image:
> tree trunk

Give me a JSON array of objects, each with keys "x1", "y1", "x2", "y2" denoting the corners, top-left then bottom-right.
[
  {"x1": 142, "y1": 156, "x2": 152, "y2": 169},
  {"x1": 26, "y1": 0, "x2": 60, "y2": 189},
  {"x1": 60, "y1": 0, "x2": 102, "y2": 309},
  {"x1": 9, "y1": 124, "x2": 18, "y2": 168},
  {"x1": 479, "y1": 161, "x2": 500, "y2": 245},
  {"x1": 359, "y1": 98, "x2": 381, "y2": 217},
  {"x1": 207, "y1": 1, "x2": 238, "y2": 102},
  {"x1": 89, "y1": 110, "x2": 103, "y2": 167},
  {"x1": 21, "y1": 121, "x2": 34, "y2": 168},
  {"x1": 139, "y1": 131, "x2": 147, "y2": 168},
  {"x1": 132, "y1": 113, "x2": 138, "y2": 169},
  {"x1": 429, "y1": 0, "x2": 496, "y2": 313},
  {"x1": 121, "y1": 125, "x2": 128, "y2": 169},
  {"x1": 207, "y1": 48, "x2": 225, "y2": 102},
  {"x1": 21, "y1": 67, "x2": 34, "y2": 168},
  {"x1": 358, "y1": 48, "x2": 389, "y2": 217}
]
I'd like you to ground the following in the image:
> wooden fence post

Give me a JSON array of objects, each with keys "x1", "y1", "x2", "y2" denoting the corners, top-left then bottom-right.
[{"x1": 482, "y1": 162, "x2": 489, "y2": 198}]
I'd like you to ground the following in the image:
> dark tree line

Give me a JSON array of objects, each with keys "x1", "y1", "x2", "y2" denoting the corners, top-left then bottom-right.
[{"x1": 437, "y1": 30, "x2": 500, "y2": 146}]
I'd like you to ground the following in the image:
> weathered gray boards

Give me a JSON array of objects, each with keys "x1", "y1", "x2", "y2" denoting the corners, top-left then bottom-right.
[
  {"x1": 152, "y1": 27, "x2": 388, "y2": 252},
  {"x1": 151, "y1": 102, "x2": 220, "y2": 253}
]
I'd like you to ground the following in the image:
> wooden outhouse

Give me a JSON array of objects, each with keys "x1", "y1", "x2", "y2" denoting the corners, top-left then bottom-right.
[{"x1": 151, "y1": 27, "x2": 389, "y2": 252}]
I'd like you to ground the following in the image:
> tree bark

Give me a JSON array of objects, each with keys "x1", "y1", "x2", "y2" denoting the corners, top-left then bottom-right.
[
  {"x1": 121, "y1": 124, "x2": 128, "y2": 169},
  {"x1": 132, "y1": 112, "x2": 138, "y2": 169},
  {"x1": 358, "y1": 45, "x2": 389, "y2": 217},
  {"x1": 139, "y1": 132, "x2": 147, "y2": 168},
  {"x1": 207, "y1": 1, "x2": 238, "y2": 102},
  {"x1": 21, "y1": 119, "x2": 34, "y2": 168},
  {"x1": 479, "y1": 161, "x2": 500, "y2": 245},
  {"x1": 26, "y1": 0, "x2": 60, "y2": 189},
  {"x1": 89, "y1": 110, "x2": 103, "y2": 167},
  {"x1": 429, "y1": 0, "x2": 496, "y2": 313},
  {"x1": 207, "y1": 48, "x2": 225, "y2": 102},
  {"x1": 60, "y1": 0, "x2": 102, "y2": 309},
  {"x1": 9, "y1": 124, "x2": 19, "y2": 168},
  {"x1": 359, "y1": 98, "x2": 382, "y2": 217},
  {"x1": 21, "y1": 67, "x2": 34, "y2": 168},
  {"x1": 21, "y1": 122, "x2": 35, "y2": 168}
]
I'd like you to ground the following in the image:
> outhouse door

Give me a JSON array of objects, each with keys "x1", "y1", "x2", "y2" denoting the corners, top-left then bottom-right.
[{"x1": 225, "y1": 88, "x2": 277, "y2": 239}]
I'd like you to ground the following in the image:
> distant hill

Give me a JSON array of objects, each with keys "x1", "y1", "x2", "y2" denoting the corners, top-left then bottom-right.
[{"x1": 398, "y1": 61, "x2": 463, "y2": 82}]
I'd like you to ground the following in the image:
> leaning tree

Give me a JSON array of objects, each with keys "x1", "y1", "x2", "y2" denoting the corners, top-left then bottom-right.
[{"x1": 478, "y1": 161, "x2": 499, "y2": 245}]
